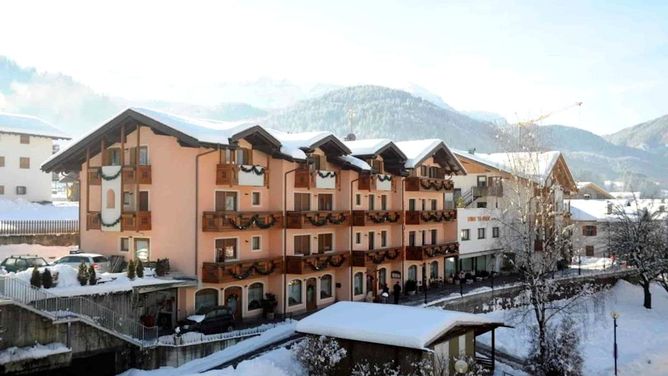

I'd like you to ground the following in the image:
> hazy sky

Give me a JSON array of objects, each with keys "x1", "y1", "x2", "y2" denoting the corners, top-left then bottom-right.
[{"x1": 1, "y1": 0, "x2": 666, "y2": 134}]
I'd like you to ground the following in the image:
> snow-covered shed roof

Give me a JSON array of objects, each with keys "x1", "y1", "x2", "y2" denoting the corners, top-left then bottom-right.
[
  {"x1": 296, "y1": 301, "x2": 505, "y2": 350},
  {"x1": 395, "y1": 139, "x2": 466, "y2": 175},
  {"x1": 569, "y1": 199, "x2": 668, "y2": 222},
  {"x1": 0, "y1": 112, "x2": 70, "y2": 140}
]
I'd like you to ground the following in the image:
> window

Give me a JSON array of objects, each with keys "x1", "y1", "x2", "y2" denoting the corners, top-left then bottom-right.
[
  {"x1": 288, "y1": 280, "x2": 302, "y2": 306},
  {"x1": 294, "y1": 235, "x2": 311, "y2": 255},
  {"x1": 421, "y1": 230, "x2": 426, "y2": 245},
  {"x1": 19, "y1": 157, "x2": 30, "y2": 169},
  {"x1": 123, "y1": 192, "x2": 134, "y2": 211},
  {"x1": 429, "y1": 166, "x2": 442, "y2": 179},
  {"x1": 430, "y1": 261, "x2": 439, "y2": 279},
  {"x1": 20, "y1": 134, "x2": 30, "y2": 144},
  {"x1": 378, "y1": 268, "x2": 387, "y2": 287},
  {"x1": 431, "y1": 199, "x2": 437, "y2": 210},
  {"x1": 215, "y1": 238, "x2": 237, "y2": 262},
  {"x1": 478, "y1": 228, "x2": 486, "y2": 239},
  {"x1": 318, "y1": 233, "x2": 333, "y2": 253},
  {"x1": 585, "y1": 246, "x2": 594, "y2": 256},
  {"x1": 318, "y1": 193, "x2": 333, "y2": 211},
  {"x1": 353, "y1": 272, "x2": 364, "y2": 295},
  {"x1": 380, "y1": 231, "x2": 388, "y2": 248},
  {"x1": 355, "y1": 194, "x2": 361, "y2": 206},
  {"x1": 320, "y1": 275, "x2": 333, "y2": 299},
  {"x1": 381, "y1": 195, "x2": 387, "y2": 210},
  {"x1": 106, "y1": 189, "x2": 115, "y2": 209},
  {"x1": 477, "y1": 175, "x2": 488, "y2": 187},
  {"x1": 311, "y1": 154, "x2": 322, "y2": 170},
  {"x1": 251, "y1": 236, "x2": 261, "y2": 251},
  {"x1": 355, "y1": 232, "x2": 362, "y2": 244},
  {"x1": 134, "y1": 238, "x2": 150, "y2": 262},
  {"x1": 408, "y1": 199, "x2": 416, "y2": 211},
  {"x1": 492, "y1": 227, "x2": 500, "y2": 238},
  {"x1": 431, "y1": 229, "x2": 437, "y2": 245},
  {"x1": 582, "y1": 225, "x2": 597, "y2": 236},
  {"x1": 368, "y1": 231, "x2": 375, "y2": 250},
  {"x1": 476, "y1": 202, "x2": 488, "y2": 208},
  {"x1": 248, "y1": 283, "x2": 263, "y2": 311},
  {"x1": 0, "y1": 186, "x2": 4, "y2": 195},
  {"x1": 195, "y1": 289, "x2": 218, "y2": 311},
  {"x1": 0, "y1": 156, "x2": 4, "y2": 167},
  {"x1": 408, "y1": 231, "x2": 416, "y2": 246},
  {"x1": 368, "y1": 194, "x2": 375, "y2": 210},
  {"x1": 420, "y1": 165, "x2": 428, "y2": 177},
  {"x1": 421, "y1": 199, "x2": 426, "y2": 210},
  {"x1": 408, "y1": 265, "x2": 417, "y2": 281},
  {"x1": 461, "y1": 229, "x2": 470, "y2": 241},
  {"x1": 16, "y1": 186, "x2": 27, "y2": 195},
  {"x1": 294, "y1": 193, "x2": 310, "y2": 211},
  {"x1": 120, "y1": 238, "x2": 130, "y2": 252},
  {"x1": 372, "y1": 160, "x2": 383, "y2": 173},
  {"x1": 107, "y1": 148, "x2": 121, "y2": 166},
  {"x1": 251, "y1": 192, "x2": 261, "y2": 206},
  {"x1": 236, "y1": 148, "x2": 251, "y2": 165},
  {"x1": 139, "y1": 191, "x2": 149, "y2": 211},
  {"x1": 215, "y1": 191, "x2": 237, "y2": 211},
  {"x1": 138, "y1": 146, "x2": 149, "y2": 165}
]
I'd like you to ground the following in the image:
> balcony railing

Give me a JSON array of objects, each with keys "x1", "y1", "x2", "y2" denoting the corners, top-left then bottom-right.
[
  {"x1": 351, "y1": 210, "x2": 402, "y2": 226},
  {"x1": 472, "y1": 183, "x2": 503, "y2": 198},
  {"x1": 285, "y1": 250, "x2": 349, "y2": 274},
  {"x1": 294, "y1": 168, "x2": 338, "y2": 190},
  {"x1": 358, "y1": 174, "x2": 394, "y2": 191},
  {"x1": 202, "y1": 257, "x2": 284, "y2": 283},
  {"x1": 216, "y1": 164, "x2": 268, "y2": 187},
  {"x1": 122, "y1": 165, "x2": 152, "y2": 184},
  {"x1": 286, "y1": 210, "x2": 349, "y2": 229},
  {"x1": 121, "y1": 211, "x2": 152, "y2": 231},
  {"x1": 405, "y1": 209, "x2": 457, "y2": 225},
  {"x1": 405, "y1": 241, "x2": 459, "y2": 260},
  {"x1": 202, "y1": 211, "x2": 283, "y2": 232},
  {"x1": 405, "y1": 176, "x2": 454, "y2": 192},
  {"x1": 351, "y1": 247, "x2": 403, "y2": 267}
]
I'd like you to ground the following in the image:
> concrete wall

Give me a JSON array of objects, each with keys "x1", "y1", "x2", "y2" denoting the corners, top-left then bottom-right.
[
  {"x1": 0, "y1": 133, "x2": 55, "y2": 202},
  {"x1": 0, "y1": 233, "x2": 78, "y2": 246}
]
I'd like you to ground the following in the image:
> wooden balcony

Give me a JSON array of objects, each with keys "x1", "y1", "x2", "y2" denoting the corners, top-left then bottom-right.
[
  {"x1": 216, "y1": 164, "x2": 268, "y2": 187},
  {"x1": 405, "y1": 176, "x2": 454, "y2": 192},
  {"x1": 472, "y1": 183, "x2": 503, "y2": 198},
  {"x1": 285, "y1": 250, "x2": 349, "y2": 274},
  {"x1": 122, "y1": 165, "x2": 152, "y2": 184},
  {"x1": 202, "y1": 211, "x2": 283, "y2": 232},
  {"x1": 294, "y1": 168, "x2": 338, "y2": 190},
  {"x1": 351, "y1": 247, "x2": 403, "y2": 267},
  {"x1": 405, "y1": 241, "x2": 459, "y2": 261},
  {"x1": 202, "y1": 256, "x2": 284, "y2": 284},
  {"x1": 351, "y1": 210, "x2": 402, "y2": 226},
  {"x1": 405, "y1": 209, "x2": 457, "y2": 225},
  {"x1": 358, "y1": 173, "x2": 394, "y2": 191},
  {"x1": 87, "y1": 211, "x2": 101, "y2": 230},
  {"x1": 286, "y1": 211, "x2": 349, "y2": 229},
  {"x1": 87, "y1": 167, "x2": 101, "y2": 185},
  {"x1": 121, "y1": 211, "x2": 152, "y2": 231}
]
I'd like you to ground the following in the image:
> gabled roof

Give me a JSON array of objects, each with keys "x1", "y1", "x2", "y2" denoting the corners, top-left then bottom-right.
[
  {"x1": 396, "y1": 139, "x2": 466, "y2": 175},
  {"x1": 266, "y1": 128, "x2": 351, "y2": 160},
  {"x1": 576, "y1": 182, "x2": 614, "y2": 199},
  {"x1": 345, "y1": 138, "x2": 407, "y2": 175},
  {"x1": 0, "y1": 112, "x2": 70, "y2": 140},
  {"x1": 296, "y1": 301, "x2": 506, "y2": 350}
]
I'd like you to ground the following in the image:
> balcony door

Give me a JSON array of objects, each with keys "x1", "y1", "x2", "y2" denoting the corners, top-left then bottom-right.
[
  {"x1": 294, "y1": 193, "x2": 311, "y2": 211},
  {"x1": 318, "y1": 233, "x2": 333, "y2": 254},
  {"x1": 215, "y1": 238, "x2": 237, "y2": 262},
  {"x1": 368, "y1": 194, "x2": 375, "y2": 211},
  {"x1": 139, "y1": 191, "x2": 149, "y2": 211},
  {"x1": 318, "y1": 193, "x2": 333, "y2": 211},
  {"x1": 306, "y1": 278, "x2": 317, "y2": 311},
  {"x1": 294, "y1": 235, "x2": 311, "y2": 256},
  {"x1": 368, "y1": 231, "x2": 375, "y2": 250},
  {"x1": 216, "y1": 191, "x2": 238, "y2": 212}
]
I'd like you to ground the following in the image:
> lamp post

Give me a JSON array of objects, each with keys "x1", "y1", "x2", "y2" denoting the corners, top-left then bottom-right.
[
  {"x1": 454, "y1": 359, "x2": 468, "y2": 375},
  {"x1": 611, "y1": 311, "x2": 620, "y2": 376}
]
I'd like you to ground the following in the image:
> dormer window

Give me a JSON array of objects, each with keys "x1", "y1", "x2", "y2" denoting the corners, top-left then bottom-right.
[
  {"x1": 236, "y1": 148, "x2": 251, "y2": 165},
  {"x1": 372, "y1": 160, "x2": 384, "y2": 173}
]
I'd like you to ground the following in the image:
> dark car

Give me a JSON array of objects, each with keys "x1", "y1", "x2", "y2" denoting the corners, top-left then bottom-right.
[
  {"x1": 175, "y1": 306, "x2": 235, "y2": 335},
  {"x1": 1, "y1": 255, "x2": 49, "y2": 273}
]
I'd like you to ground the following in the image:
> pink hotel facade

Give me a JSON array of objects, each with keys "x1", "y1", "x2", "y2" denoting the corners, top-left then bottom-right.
[{"x1": 42, "y1": 108, "x2": 466, "y2": 321}]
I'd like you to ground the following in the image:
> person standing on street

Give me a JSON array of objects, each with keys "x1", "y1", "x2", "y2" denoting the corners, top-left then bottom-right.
[{"x1": 393, "y1": 281, "x2": 402, "y2": 304}]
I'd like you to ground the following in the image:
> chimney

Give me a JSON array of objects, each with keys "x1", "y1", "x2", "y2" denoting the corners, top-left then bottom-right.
[{"x1": 468, "y1": 148, "x2": 476, "y2": 155}]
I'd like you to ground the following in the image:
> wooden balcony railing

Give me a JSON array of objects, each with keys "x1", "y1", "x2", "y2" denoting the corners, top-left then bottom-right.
[
  {"x1": 405, "y1": 176, "x2": 454, "y2": 192},
  {"x1": 351, "y1": 210, "x2": 402, "y2": 226},
  {"x1": 202, "y1": 211, "x2": 283, "y2": 232},
  {"x1": 358, "y1": 173, "x2": 394, "y2": 191},
  {"x1": 405, "y1": 209, "x2": 457, "y2": 225},
  {"x1": 294, "y1": 168, "x2": 338, "y2": 190},
  {"x1": 87, "y1": 211, "x2": 101, "y2": 230},
  {"x1": 121, "y1": 211, "x2": 152, "y2": 231},
  {"x1": 351, "y1": 247, "x2": 403, "y2": 267},
  {"x1": 122, "y1": 165, "x2": 152, "y2": 184},
  {"x1": 405, "y1": 241, "x2": 459, "y2": 261},
  {"x1": 216, "y1": 164, "x2": 269, "y2": 187},
  {"x1": 202, "y1": 256, "x2": 284, "y2": 283},
  {"x1": 286, "y1": 211, "x2": 349, "y2": 229},
  {"x1": 285, "y1": 250, "x2": 349, "y2": 274}
]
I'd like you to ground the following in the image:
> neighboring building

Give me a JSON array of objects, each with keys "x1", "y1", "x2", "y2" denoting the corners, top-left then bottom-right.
[
  {"x1": 296, "y1": 301, "x2": 507, "y2": 375},
  {"x1": 0, "y1": 112, "x2": 70, "y2": 201},
  {"x1": 574, "y1": 182, "x2": 614, "y2": 200},
  {"x1": 42, "y1": 108, "x2": 465, "y2": 321}
]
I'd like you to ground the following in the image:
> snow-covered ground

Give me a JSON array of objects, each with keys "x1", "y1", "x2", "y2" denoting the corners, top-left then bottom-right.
[
  {"x1": 477, "y1": 280, "x2": 668, "y2": 375},
  {"x1": 0, "y1": 198, "x2": 78, "y2": 220},
  {"x1": 0, "y1": 342, "x2": 70, "y2": 364},
  {"x1": 0, "y1": 244, "x2": 72, "y2": 262},
  {"x1": 570, "y1": 256, "x2": 616, "y2": 270}
]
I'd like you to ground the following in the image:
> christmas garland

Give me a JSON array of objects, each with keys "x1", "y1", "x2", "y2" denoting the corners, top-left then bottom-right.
[
  {"x1": 328, "y1": 213, "x2": 347, "y2": 225},
  {"x1": 305, "y1": 254, "x2": 346, "y2": 271},
  {"x1": 307, "y1": 215, "x2": 328, "y2": 226},
  {"x1": 99, "y1": 213, "x2": 122, "y2": 227},
  {"x1": 328, "y1": 255, "x2": 346, "y2": 267},
  {"x1": 229, "y1": 267, "x2": 253, "y2": 280},
  {"x1": 385, "y1": 249, "x2": 400, "y2": 260},
  {"x1": 98, "y1": 168, "x2": 122, "y2": 181},
  {"x1": 418, "y1": 179, "x2": 454, "y2": 191},
  {"x1": 370, "y1": 253, "x2": 386, "y2": 264},
  {"x1": 226, "y1": 260, "x2": 278, "y2": 280},
  {"x1": 255, "y1": 215, "x2": 277, "y2": 229},
  {"x1": 317, "y1": 170, "x2": 337, "y2": 179},
  {"x1": 306, "y1": 258, "x2": 330, "y2": 271},
  {"x1": 227, "y1": 214, "x2": 278, "y2": 230},
  {"x1": 377, "y1": 174, "x2": 392, "y2": 182},
  {"x1": 253, "y1": 261, "x2": 277, "y2": 275},
  {"x1": 239, "y1": 165, "x2": 265, "y2": 176}
]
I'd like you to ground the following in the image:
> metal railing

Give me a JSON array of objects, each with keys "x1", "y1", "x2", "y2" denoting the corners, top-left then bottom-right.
[
  {"x1": 0, "y1": 275, "x2": 157, "y2": 346},
  {"x1": 0, "y1": 219, "x2": 79, "y2": 236},
  {"x1": 158, "y1": 324, "x2": 281, "y2": 346}
]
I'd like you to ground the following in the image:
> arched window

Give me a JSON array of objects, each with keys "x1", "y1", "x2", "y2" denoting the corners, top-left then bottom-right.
[
  {"x1": 195, "y1": 288, "x2": 218, "y2": 312},
  {"x1": 378, "y1": 268, "x2": 387, "y2": 288},
  {"x1": 288, "y1": 280, "x2": 302, "y2": 306},
  {"x1": 106, "y1": 189, "x2": 115, "y2": 209},
  {"x1": 430, "y1": 261, "x2": 439, "y2": 279},
  {"x1": 353, "y1": 272, "x2": 364, "y2": 296},
  {"x1": 320, "y1": 275, "x2": 333, "y2": 299},
  {"x1": 247, "y1": 282, "x2": 263, "y2": 311},
  {"x1": 408, "y1": 265, "x2": 417, "y2": 281}
]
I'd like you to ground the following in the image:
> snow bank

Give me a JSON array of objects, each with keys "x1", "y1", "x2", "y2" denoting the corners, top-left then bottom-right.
[
  {"x1": 0, "y1": 198, "x2": 78, "y2": 220},
  {"x1": 201, "y1": 347, "x2": 304, "y2": 376},
  {"x1": 0, "y1": 342, "x2": 70, "y2": 364}
]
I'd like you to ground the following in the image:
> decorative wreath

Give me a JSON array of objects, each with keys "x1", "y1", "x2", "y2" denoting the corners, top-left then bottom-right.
[
  {"x1": 239, "y1": 165, "x2": 265, "y2": 176},
  {"x1": 317, "y1": 170, "x2": 337, "y2": 179}
]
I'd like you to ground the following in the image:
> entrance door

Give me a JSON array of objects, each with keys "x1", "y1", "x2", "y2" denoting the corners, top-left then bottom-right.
[
  {"x1": 306, "y1": 278, "x2": 317, "y2": 311},
  {"x1": 224, "y1": 286, "x2": 242, "y2": 320}
]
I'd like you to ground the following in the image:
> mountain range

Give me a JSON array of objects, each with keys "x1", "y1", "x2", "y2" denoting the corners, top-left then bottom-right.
[{"x1": 1, "y1": 56, "x2": 666, "y2": 192}]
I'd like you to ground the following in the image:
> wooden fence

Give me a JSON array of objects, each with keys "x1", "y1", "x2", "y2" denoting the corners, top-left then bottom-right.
[{"x1": 0, "y1": 219, "x2": 79, "y2": 236}]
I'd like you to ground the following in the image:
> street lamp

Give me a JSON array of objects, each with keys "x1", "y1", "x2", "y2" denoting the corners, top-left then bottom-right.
[
  {"x1": 611, "y1": 311, "x2": 620, "y2": 376},
  {"x1": 454, "y1": 359, "x2": 468, "y2": 374}
]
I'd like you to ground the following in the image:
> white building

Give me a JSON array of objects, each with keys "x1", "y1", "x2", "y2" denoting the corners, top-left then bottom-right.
[{"x1": 0, "y1": 112, "x2": 69, "y2": 202}]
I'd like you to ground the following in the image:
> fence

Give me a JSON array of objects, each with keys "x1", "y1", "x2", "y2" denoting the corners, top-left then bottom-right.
[
  {"x1": 0, "y1": 219, "x2": 79, "y2": 236},
  {"x1": 157, "y1": 324, "x2": 280, "y2": 346},
  {"x1": 0, "y1": 275, "x2": 158, "y2": 346}
]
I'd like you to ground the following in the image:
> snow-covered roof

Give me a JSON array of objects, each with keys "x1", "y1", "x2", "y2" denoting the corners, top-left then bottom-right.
[
  {"x1": 337, "y1": 154, "x2": 371, "y2": 171},
  {"x1": 0, "y1": 112, "x2": 70, "y2": 140},
  {"x1": 454, "y1": 149, "x2": 565, "y2": 185},
  {"x1": 569, "y1": 199, "x2": 668, "y2": 222},
  {"x1": 395, "y1": 139, "x2": 443, "y2": 169},
  {"x1": 295, "y1": 301, "x2": 504, "y2": 350},
  {"x1": 264, "y1": 128, "x2": 334, "y2": 160},
  {"x1": 344, "y1": 138, "x2": 393, "y2": 156}
]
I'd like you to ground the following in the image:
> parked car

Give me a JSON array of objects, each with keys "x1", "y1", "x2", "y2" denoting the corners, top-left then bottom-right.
[
  {"x1": 175, "y1": 306, "x2": 235, "y2": 335},
  {"x1": 0, "y1": 255, "x2": 59, "y2": 283},
  {"x1": 53, "y1": 253, "x2": 111, "y2": 273}
]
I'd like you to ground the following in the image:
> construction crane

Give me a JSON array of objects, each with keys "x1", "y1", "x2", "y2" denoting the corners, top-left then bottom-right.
[{"x1": 516, "y1": 101, "x2": 583, "y2": 127}]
